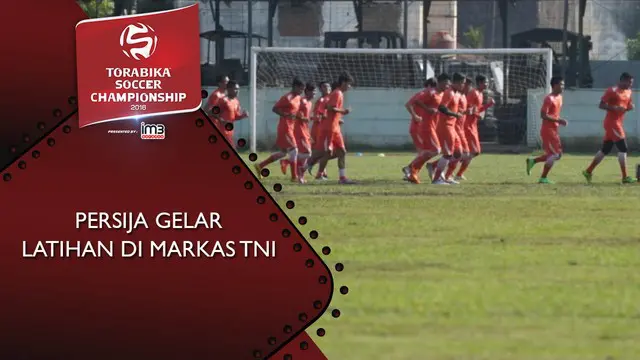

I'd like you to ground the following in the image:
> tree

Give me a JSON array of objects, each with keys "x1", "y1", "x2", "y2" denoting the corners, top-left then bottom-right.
[
  {"x1": 112, "y1": 0, "x2": 135, "y2": 16},
  {"x1": 463, "y1": 25, "x2": 484, "y2": 49},
  {"x1": 77, "y1": 0, "x2": 115, "y2": 18},
  {"x1": 626, "y1": 32, "x2": 640, "y2": 60}
]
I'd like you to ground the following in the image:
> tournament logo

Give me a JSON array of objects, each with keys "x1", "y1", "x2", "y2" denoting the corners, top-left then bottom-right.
[
  {"x1": 75, "y1": 5, "x2": 202, "y2": 128},
  {"x1": 119, "y1": 23, "x2": 158, "y2": 61}
]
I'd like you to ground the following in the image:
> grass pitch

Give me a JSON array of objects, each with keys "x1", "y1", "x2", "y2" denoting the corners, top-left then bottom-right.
[{"x1": 248, "y1": 153, "x2": 640, "y2": 360}]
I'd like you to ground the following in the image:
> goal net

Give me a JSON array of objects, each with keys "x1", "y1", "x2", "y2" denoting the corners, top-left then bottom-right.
[{"x1": 249, "y1": 47, "x2": 552, "y2": 153}]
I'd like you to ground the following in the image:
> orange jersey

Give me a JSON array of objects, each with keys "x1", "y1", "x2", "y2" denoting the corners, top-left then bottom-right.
[
  {"x1": 205, "y1": 88, "x2": 225, "y2": 112},
  {"x1": 313, "y1": 95, "x2": 329, "y2": 127},
  {"x1": 217, "y1": 96, "x2": 242, "y2": 122},
  {"x1": 438, "y1": 88, "x2": 461, "y2": 127},
  {"x1": 601, "y1": 86, "x2": 633, "y2": 129},
  {"x1": 420, "y1": 90, "x2": 444, "y2": 129},
  {"x1": 465, "y1": 89, "x2": 484, "y2": 129},
  {"x1": 274, "y1": 92, "x2": 302, "y2": 133},
  {"x1": 456, "y1": 93, "x2": 468, "y2": 131},
  {"x1": 540, "y1": 93, "x2": 563, "y2": 131},
  {"x1": 409, "y1": 88, "x2": 436, "y2": 118},
  {"x1": 326, "y1": 89, "x2": 345, "y2": 131},
  {"x1": 295, "y1": 98, "x2": 312, "y2": 140},
  {"x1": 408, "y1": 88, "x2": 433, "y2": 135}
]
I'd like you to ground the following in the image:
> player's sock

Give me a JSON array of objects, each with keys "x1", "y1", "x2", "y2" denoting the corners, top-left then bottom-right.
[
  {"x1": 288, "y1": 149, "x2": 298, "y2": 180},
  {"x1": 297, "y1": 154, "x2": 310, "y2": 179},
  {"x1": 456, "y1": 158, "x2": 470, "y2": 177},
  {"x1": 280, "y1": 159, "x2": 290, "y2": 174},
  {"x1": 409, "y1": 152, "x2": 432, "y2": 172},
  {"x1": 534, "y1": 155, "x2": 547, "y2": 163},
  {"x1": 541, "y1": 156, "x2": 556, "y2": 178},
  {"x1": 586, "y1": 151, "x2": 605, "y2": 173},
  {"x1": 258, "y1": 152, "x2": 285, "y2": 169},
  {"x1": 445, "y1": 159, "x2": 459, "y2": 179},
  {"x1": 407, "y1": 154, "x2": 422, "y2": 171},
  {"x1": 618, "y1": 152, "x2": 628, "y2": 178},
  {"x1": 432, "y1": 157, "x2": 449, "y2": 182},
  {"x1": 338, "y1": 168, "x2": 346, "y2": 180}
]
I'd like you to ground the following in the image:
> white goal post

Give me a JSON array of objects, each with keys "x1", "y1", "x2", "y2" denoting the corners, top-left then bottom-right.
[{"x1": 249, "y1": 47, "x2": 553, "y2": 153}]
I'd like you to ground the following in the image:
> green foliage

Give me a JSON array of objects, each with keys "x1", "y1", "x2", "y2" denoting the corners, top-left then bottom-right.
[
  {"x1": 463, "y1": 25, "x2": 484, "y2": 49},
  {"x1": 77, "y1": 0, "x2": 115, "y2": 18},
  {"x1": 626, "y1": 32, "x2": 640, "y2": 60}
]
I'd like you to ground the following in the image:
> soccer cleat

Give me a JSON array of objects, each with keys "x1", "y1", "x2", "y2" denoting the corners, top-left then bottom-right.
[
  {"x1": 402, "y1": 166, "x2": 411, "y2": 181},
  {"x1": 254, "y1": 164, "x2": 263, "y2": 179},
  {"x1": 432, "y1": 179, "x2": 449, "y2": 185},
  {"x1": 445, "y1": 177, "x2": 459, "y2": 185},
  {"x1": 426, "y1": 163, "x2": 435, "y2": 180},
  {"x1": 339, "y1": 178, "x2": 357, "y2": 184},
  {"x1": 454, "y1": 175, "x2": 467, "y2": 181},
  {"x1": 297, "y1": 177, "x2": 307, "y2": 184},
  {"x1": 280, "y1": 160, "x2": 288, "y2": 175},
  {"x1": 526, "y1": 158, "x2": 535, "y2": 176},
  {"x1": 582, "y1": 170, "x2": 593, "y2": 183},
  {"x1": 538, "y1": 177, "x2": 554, "y2": 184},
  {"x1": 622, "y1": 176, "x2": 636, "y2": 184}
]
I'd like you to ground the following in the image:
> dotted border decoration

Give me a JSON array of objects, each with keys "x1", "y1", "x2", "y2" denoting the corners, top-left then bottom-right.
[
  {"x1": 1, "y1": 96, "x2": 78, "y2": 183},
  {"x1": 3, "y1": 89, "x2": 349, "y2": 360},
  {"x1": 219, "y1": 84, "x2": 348, "y2": 359}
]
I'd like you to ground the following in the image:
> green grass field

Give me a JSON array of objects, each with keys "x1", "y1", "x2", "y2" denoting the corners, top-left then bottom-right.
[{"x1": 249, "y1": 152, "x2": 640, "y2": 360}]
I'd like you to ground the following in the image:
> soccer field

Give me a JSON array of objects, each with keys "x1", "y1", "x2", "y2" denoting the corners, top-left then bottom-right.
[{"x1": 249, "y1": 152, "x2": 640, "y2": 360}]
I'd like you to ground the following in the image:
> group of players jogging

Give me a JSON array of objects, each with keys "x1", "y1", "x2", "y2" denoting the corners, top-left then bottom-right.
[
  {"x1": 205, "y1": 71, "x2": 636, "y2": 185},
  {"x1": 206, "y1": 73, "x2": 356, "y2": 184},
  {"x1": 402, "y1": 72, "x2": 495, "y2": 185}
]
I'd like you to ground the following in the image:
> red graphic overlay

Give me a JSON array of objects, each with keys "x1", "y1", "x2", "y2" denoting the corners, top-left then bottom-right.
[
  {"x1": 0, "y1": 114, "x2": 332, "y2": 359},
  {"x1": 75, "y1": 5, "x2": 201, "y2": 127},
  {"x1": 0, "y1": 1, "x2": 86, "y2": 168},
  {"x1": 2, "y1": 1, "x2": 339, "y2": 358}
]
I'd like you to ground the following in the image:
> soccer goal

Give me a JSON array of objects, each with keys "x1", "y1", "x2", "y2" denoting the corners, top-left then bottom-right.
[{"x1": 248, "y1": 47, "x2": 553, "y2": 153}]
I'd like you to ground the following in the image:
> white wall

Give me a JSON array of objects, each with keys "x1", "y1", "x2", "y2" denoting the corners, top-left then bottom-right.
[
  {"x1": 202, "y1": 87, "x2": 640, "y2": 151},
  {"x1": 202, "y1": 86, "x2": 418, "y2": 149}
]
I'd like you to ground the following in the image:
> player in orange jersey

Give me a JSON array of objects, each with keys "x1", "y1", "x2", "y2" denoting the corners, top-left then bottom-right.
[
  {"x1": 205, "y1": 75, "x2": 229, "y2": 131},
  {"x1": 403, "y1": 76, "x2": 449, "y2": 184},
  {"x1": 291, "y1": 83, "x2": 317, "y2": 183},
  {"x1": 407, "y1": 79, "x2": 437, "y2": 151},
  {"x1": 304, "y1": 82, "x2": 340, "y2": 180},
  {"x1": 210, "y1": 80, "x2": 248, "y2": 147},
  {"x1": 440, "y1": 75, "x2": 471, "y2": 183},
  {"x1": 429, "y1": 72, "x2": 465, "y2": 185},
  {"x1": 582, "y1": 72, "x2": 636, "y2": 183},
  {"x1": 255, "y1": 78, "x2": 305, "y2": 182},
  {"x1": 525, "y1": 76, "x2": 568, "y2": 184},
  {"x1": 315, "y1": 73, "x2": 356, "y2": 184},
  {"x1": 401, "y1": 78, "x2": 437, "y2": 181},
  {"x1": 453, "y1": 74, "x2": 495, "y2": 180},
  {"x1": 311, "y1": 82, "x2": 331, "y2": 145},
  {"x1": 285, "y1": 82, "x2": 331, "y2": 177}
]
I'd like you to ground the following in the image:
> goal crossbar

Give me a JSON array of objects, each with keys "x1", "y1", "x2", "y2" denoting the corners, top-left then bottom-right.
[{"x1": 249, "y1": 46, "x2": 553, "y2": 152}]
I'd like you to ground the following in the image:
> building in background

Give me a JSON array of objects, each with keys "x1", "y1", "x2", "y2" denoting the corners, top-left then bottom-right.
[{"x1": 175, "y1": 0, "x2": 640, "y2": 63}]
